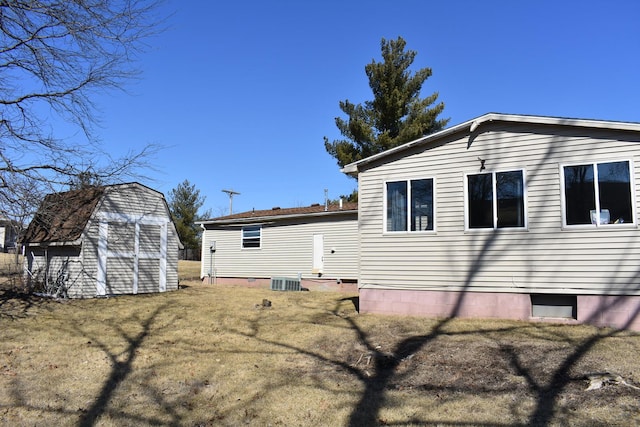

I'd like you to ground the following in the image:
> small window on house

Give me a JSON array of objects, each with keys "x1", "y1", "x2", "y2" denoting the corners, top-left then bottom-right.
[
  {"x1": 386, "y1": 178, "x2": 434, "y2": 232},
  {"x1": 242, "y1": 225, "x2": 261, "y2": 248},
  {"x1": 562, "y1": 160, "x2": 633, "y2": 227},
  {"x1": 531, "y1": 294, "x2": 577, "y2": 319},
  {"x1": 467, "y1": 170, "x2": 526, "y2": 229}
]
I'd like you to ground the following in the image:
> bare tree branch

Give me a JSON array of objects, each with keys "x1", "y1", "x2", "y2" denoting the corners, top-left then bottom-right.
[{"x1": 0, "y1": 0, "x2": 165, "y2": 231}]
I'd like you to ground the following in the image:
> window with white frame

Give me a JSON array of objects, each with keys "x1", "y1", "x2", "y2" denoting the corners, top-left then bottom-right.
[
  {"x1": 467, "y1": 170, "x2": 526, "y2": 229},
  {"x1": 386, "y1": 178, "x2": 434, "y2": 232},
  {"x1": 241, "y1": 225, "x2": 261, "y2": 248},
  {"x1": 562, "y1": 160, "x2": 633, "y2": 226}
]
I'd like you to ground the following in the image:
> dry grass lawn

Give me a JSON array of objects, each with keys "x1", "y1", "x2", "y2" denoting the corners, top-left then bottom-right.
[
  {"x1": 0, "y1": 260, "x2": 639, "y2": 426},
  {"x1": 0, "y1": 252, "x2": 23, "y2": 280},
  {"x1": 178, "y1": 260, "x2": 201, "y2": 282}
]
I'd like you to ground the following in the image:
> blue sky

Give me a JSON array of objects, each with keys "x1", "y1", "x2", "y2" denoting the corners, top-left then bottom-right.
[{"x1": 83, "y1": 0, "x2": 640, "y2": 217}]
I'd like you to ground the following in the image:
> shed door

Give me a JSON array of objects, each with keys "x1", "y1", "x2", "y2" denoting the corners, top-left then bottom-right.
[
  {"x1": 312, "y1": 234, "x2": 324, "y2": 274},
  {"x1": 97, "y1": 216, "x2": 168, "y2": 296}
]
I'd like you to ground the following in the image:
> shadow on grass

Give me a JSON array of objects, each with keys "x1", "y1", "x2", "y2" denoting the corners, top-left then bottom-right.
[
  {"x1": 222, "y1": 225, "x2": 640, "y2": 426},
  {"x1": 0, "y1": 284, "x2": 50, "y2": 320},
  {"x1": 521, "y1": 304, "x2": 640, "y2": 426},
  {"x1": 340, "y1": 296, "x2": 359, "y2": 312},
  {"x1": 76, "y1": 303, "x2": 172, "y2": 427}
]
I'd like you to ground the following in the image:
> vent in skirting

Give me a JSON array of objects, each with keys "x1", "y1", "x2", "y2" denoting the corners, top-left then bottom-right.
[
  {"x1": 531, "y1": 294, "x2": 577, "y2": 319},
  {"x1": 270, "y1": 277, "x2": 301, "y2": 291}
]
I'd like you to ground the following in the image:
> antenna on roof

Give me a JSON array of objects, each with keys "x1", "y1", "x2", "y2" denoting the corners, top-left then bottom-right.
[
  {"x1": 324, "y1": 189, "x2": 328, "y2": 212},
  {"x1": 221, "y1": 189, "x2": 240, "y2": 215}
]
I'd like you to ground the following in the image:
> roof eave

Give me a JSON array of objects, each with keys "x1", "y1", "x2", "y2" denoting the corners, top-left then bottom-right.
[
  {"x1": 198, "y1": 208, "x2": 358, "y2": 226},
  {"x1": 481, "y1": 113, "x2": 640, "y2": 132},
  {"x1": 24, "y1": 238, "x2": 82, "y2": 247},
  {"x1": 340, "y1": 112, "x2": 640, "y2": 175},
  {"x1": 341, "y1": 116, "x2": 479, "y2": 175}
]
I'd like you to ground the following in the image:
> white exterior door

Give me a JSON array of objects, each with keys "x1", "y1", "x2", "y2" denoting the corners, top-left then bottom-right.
[
  {"x1": 312, "y1": 234, "x2": 324, "y2": 274},
  {"x1": 96, "y1": 214, "x2": 168, "y2": 296}
]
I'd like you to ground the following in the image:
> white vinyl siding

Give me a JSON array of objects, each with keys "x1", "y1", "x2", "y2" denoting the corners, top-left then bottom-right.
[
  {"x1": 26, "y1": 247, "x2": 84, "y2": 298},
  {"x1": 93, "y1": 186, "x2": 176, "y2": 296},
  {"x1": 201, "y1": 215, "x2": 358, "y2": 280},
  {"x1": 357, "y1": 123, "x2": 640, "y2": 296},
  {"x1": 138, "y1": 258, "x2": 161, "y2": 293},
  {"x1": 25, "y1": 184, "x2": 180, "y2": 298},
  {"x1": 103, "y1": 185, "x2": 179, "y2": 294}
]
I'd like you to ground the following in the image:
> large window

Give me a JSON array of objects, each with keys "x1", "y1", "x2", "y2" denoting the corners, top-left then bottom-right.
[
  {"x1": 562, "y1": 160, "x2": 633, "y2": 226},
  {"x1": 242, "y1": 225, "x2": 261, "y2": 248},
  {"x1": 386, "y1": 178, "x2": 434, "y2": 232},
  {"x1": 467, "y1": 170, "x2": 526, "y2": 229}
]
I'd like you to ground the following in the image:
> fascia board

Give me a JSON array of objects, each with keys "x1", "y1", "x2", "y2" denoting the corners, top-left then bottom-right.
[
  {"x1": 198, "y1": 209, "x2": 358, "y2": 227},
  {"x1": 340, "y1": 116, "x2": 478, "y2": 174},
  {"x1": 25, "y1": 239, "x2": 82, "y2": 247},
  {"x1": 340, "y1": 113, "x2": 640, "y2": 175}
]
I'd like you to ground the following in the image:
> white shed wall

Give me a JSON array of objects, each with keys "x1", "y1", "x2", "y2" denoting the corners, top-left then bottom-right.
[
  {"x1": 86, "y1": 184, "x2": 180, "y2": 296},
  {"x1": 25, "y1": 247, "x2": 85, "y2": 298},
  {"x1": 26, "y1": 184, "x2": 180, "y2": 298}
]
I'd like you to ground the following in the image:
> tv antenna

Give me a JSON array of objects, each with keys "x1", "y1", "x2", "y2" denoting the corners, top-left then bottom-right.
[{"x1": 221, "y1": 189, "x2": 240, "y2": 215}]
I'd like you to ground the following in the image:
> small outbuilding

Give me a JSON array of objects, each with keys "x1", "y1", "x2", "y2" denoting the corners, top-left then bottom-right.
[{"x1": 21, "y1": 182, "x2": 182, "y2": 298}]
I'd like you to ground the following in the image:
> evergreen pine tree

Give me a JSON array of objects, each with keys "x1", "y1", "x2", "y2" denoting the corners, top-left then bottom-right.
[
  {"x1": 168, "y1": 180, "x2": 210, "y2": 259},
  {"x1": 324, "y1": 37, "x2": 449, "y2": 170}
]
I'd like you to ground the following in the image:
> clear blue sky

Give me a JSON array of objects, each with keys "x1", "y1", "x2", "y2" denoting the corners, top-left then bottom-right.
[{"x1": 85, "y1": 0, "x2": 640, "y2": 217}]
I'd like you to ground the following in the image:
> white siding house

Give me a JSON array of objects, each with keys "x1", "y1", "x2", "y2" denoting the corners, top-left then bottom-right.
[
  {"x1": 21, "y1": 183, "x2": 182, "y2": 298},
  {"x1": 0, "y1": 219, "x2": 18, "y2": 252},
  {"x1": 343, "y1": 113, "x2": 640, "y2": 330},
  {"x1": 198, "y1": 202, "x2": 358, "y2": 291}
]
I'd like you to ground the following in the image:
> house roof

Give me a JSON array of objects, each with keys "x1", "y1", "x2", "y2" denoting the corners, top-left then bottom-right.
[
  {"x1": 199, "y1": 201, "x2": 358, "y2": 226},
  {"x1": 341, "y1": 113, "x2": 640, "y2": 175},
  {"x1": 20, "y1": 186, "x2": 105, "y2": 245}
]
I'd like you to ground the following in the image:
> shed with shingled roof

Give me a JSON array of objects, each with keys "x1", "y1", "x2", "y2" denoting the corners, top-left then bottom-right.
[{"x1": 21, "y1": 182, "x2": 182, "y2": 298}]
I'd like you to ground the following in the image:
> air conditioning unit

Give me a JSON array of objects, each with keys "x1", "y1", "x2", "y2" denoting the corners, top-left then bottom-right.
[{"x1": 270, "y1": 277, "x2": 301, "y2": 291}]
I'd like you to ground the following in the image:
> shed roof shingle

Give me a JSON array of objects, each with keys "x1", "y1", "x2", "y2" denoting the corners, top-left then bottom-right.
[{"x1": 21, "y1": 186, "x2": 105, "y2": 244}]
